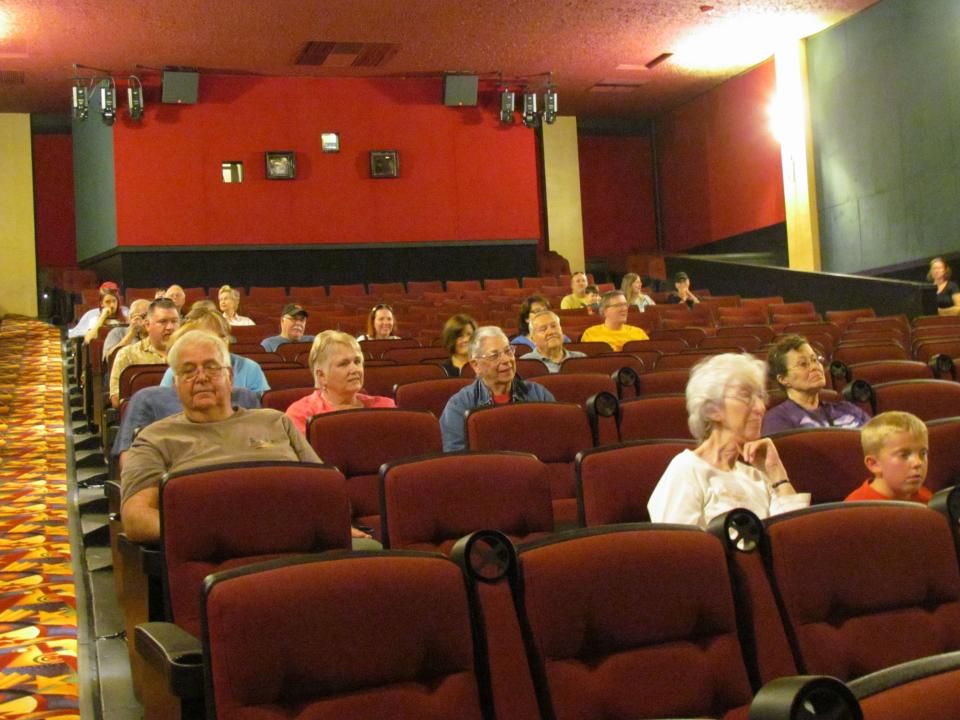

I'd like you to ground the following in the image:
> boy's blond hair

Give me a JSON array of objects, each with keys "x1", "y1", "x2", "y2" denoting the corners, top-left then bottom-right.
[{"x1": 860, "y1": 411, "x2": 928, "y2": 457}]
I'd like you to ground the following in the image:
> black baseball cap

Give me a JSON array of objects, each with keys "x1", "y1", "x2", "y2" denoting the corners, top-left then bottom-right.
[
  {"x1": 282, "y1": 303, "x2": 308, "y2": 318},
  {"x1": 674, "y1": 272, "x2": 689, "y2": 283}
]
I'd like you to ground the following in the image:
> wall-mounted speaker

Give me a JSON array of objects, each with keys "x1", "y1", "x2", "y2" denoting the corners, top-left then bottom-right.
[
  {"x1": 162, "y1": 70, "x2": 199, "y2": 104},
  {"x1": 443, "y1": 74, "x2": 478, "y2": 107}
]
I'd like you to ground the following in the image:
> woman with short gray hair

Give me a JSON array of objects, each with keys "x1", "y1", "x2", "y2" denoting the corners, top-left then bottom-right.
[{"x1": 647, "y1": 353, "x2": 810, "y2": 529}]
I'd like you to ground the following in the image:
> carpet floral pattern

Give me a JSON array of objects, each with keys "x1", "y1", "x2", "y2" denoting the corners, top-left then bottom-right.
[{"x1": 0, "y1": 319, "x2": 77, "y2": 719}]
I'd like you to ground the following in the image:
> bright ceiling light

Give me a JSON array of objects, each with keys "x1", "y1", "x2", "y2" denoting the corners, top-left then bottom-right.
[
  {"x1": 0, "y1": 10, "x2": 12, "y2": 39},
  {"x1": 672, "y1": 11, "x2": 829, "y2": 71}
]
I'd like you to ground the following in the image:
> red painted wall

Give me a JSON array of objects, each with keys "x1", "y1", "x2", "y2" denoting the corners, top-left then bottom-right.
[
  {"x1": 578, "y1": 135, "x2": 657, "y2": 258},
  {"x1": 112, "y1": 76, "x2": 541, "y2": 247},
  {"x1": 656, "y1": 59, "x2": 785, "y2": 250},
  {"x1": 33, "y1": 134, "x2": 77, "y2": 267}
]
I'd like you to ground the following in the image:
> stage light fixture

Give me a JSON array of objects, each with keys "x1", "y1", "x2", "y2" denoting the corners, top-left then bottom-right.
[
  {"x1": 127, "y1": 75, "x2": 144, "y2": 120},
  {"x1": 71, "y1": 80, "x2": 88, "y2": 121},
  {"x1": 499, "y1": 89, "x2": 515, "y2": 124},
  {"x1": 522, "y1": 92, "x2": 539, "y2": 128},
  {"x1": 99, "y1": 78, "x2": 117, "y2": 125},
  {"x1": 544, "y1": 86, "x2": 558, "y2": 124}
]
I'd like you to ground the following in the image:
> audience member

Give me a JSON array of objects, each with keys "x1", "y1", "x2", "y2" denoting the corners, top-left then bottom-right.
[
  {"x1": 929, "y1": 257, "x2": 960, "y2": 316},
  {"x1": 439, "y1": 313, "x2": 477, "y2": 377},
  {"x1": 584, "y1": 284, "x2": 601, "y2": 314},
  {"x1": 512, "y1": 295, "x2": 569, "y2": 349},
  {"x1": 102, "y1": 298, "x2": 149, "y2": 360},
  {"x1": 109, "y1": 298, "x2": 180, "y2": 408},
  {"x1": 845, "y1": 411, "x2": 932, "y2": 503},
  {"x1": 560, "y1": 271, "x2": 591, "y2": 310},
  {"x1": 218, "y1": 285, "x2": 255, "y2": 326},
  {"x1": 648, "y1": 353, "x2": 810, "y2": 529},
  {"x1": 120, "y1": 330, "x2": 319, "y2": 543},
  {"x1": 189, "y1": 299, "x2": 218, "y2": 314},
  {"x1": 69, "y1": 282, "x2": 128, "y2": 341},
  {"x1": 112, "y1": 385, "x2": 260, "y2": 462},
  {"x1": 356, "y1": 304, "x2": 400, "y2": 341},
  {"x1": 261, "y1": 303, "x2": 315, "y2": 352},
  {"x1": 439, "y1": 326, "x2": 555, "y2": 451},
  {"x1": 762, "y1": 335, "x2": 871, "y2": 434},
  {"x1": 621, "y1": 272, "x2": 655, "y2": 311},
  {"x1": 524, "y1": 310, "x2": 585, "y2": 373},
  {"x1": 286, "y1": 330, "x2": 395, "y2": 434},
  {"x1": 580, "y1": 290, "x2": 650, "y2": 351},
  {"x1": 164, "y1": 284, "x2": 187, "y2": 314},
  {"x1": 158, "y1": 311, "x2": 270, "y2": 394},
  {"x1": 666, "y1": 271, "x2": 700, "y2": 307}
]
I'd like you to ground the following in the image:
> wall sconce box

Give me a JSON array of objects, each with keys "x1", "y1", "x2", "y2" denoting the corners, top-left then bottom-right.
[
  {"x1": 321, "y1": 132, "x2": 340, "y2": 152},
  {"x1": 265, "y1": 151, "x2": 296, "y2": 180},
  {"x1": 369, "y1": 150, "x2": 399, "y2": 178}
]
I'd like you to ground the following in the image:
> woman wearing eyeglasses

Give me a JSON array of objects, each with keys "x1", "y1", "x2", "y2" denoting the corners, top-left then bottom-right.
[
  {"x1": 357, "y1": 304, "x2": 400, "y2": 341},
  {"x1": 761, "y1": 335, "x2": 871, "y2": 435},
  {"x1": 648, "y1": 353, "x2": 810, "y2": 529},
  {"x1": 285, "y1": 330, "x2": 395, "y2": 434}
]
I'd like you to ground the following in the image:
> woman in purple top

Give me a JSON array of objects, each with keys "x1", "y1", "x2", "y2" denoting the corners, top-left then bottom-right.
[{"x1": 762, "y1": 334, "x2": 871, "y2": 435}]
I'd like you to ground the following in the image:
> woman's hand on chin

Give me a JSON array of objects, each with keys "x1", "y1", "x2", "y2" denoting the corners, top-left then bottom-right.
[{"x1": 740, "y1": 437, "x2": 787, "y2": 479}]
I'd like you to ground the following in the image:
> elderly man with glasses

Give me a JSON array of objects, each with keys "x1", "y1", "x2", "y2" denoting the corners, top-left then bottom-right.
[
  {"x1": 120, "y1": 329, "x2": 320, "y2": 543},
  {"x1": 439, "y1": 325, "x2": 555, "y2": 452},
  {"x1": 762, "y1": 334, "x2": 871, "y2": 435},
  {"x1": 580, "y1": 290, "x2": 650, "y2": 351},
  {"x1": 261, "y1": 303, "x2": 316, "y2": 352}
]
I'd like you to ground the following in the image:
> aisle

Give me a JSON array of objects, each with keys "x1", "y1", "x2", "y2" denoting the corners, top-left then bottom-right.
[{"x1": 0, "y1": 319, "x2": 78, "y2": 719}]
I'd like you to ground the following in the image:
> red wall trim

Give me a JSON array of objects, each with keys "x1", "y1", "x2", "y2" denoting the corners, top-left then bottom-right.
[
  {"x1": 33, "y1": 134, "x2": 77, "y2": 267},
  {"x1": 656, "y1": 59, "x2": 785, "y2": 251}
]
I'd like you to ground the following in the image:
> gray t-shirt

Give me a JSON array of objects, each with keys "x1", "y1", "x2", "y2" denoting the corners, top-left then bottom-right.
[{"x1": 120, "y1": 408, "x2": 320, "y2": 505}]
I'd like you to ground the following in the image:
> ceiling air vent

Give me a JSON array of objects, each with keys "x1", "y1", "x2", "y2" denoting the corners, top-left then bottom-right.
[
  {"x1": 297, "y1": 41, "x2": 399, "y2": 68},
  {"x1": 588, "y1": 80, "x2": 646, "y2": 93},
  {"x1": 0, "y1": 70, "x2": 25, "y2": 85}
]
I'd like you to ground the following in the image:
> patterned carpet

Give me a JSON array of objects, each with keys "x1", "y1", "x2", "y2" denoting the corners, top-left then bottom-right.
[{"x1": 0, "y1": 319, "x2": 78, "y2": 719}]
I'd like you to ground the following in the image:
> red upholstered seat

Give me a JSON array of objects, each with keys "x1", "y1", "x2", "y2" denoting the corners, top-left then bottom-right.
[
  {"x1": 834, "y1": 342, "x2": 910, "y2": 364},
  {"x1": 159, "y1": 461, "x2": 352, "y2": 638},
  {"x1": 575, "y1": 440, "x2": 695, "y2": 526},
  {"x1": 844, "y1": 360, "x2": 934, "y2": 387},
  {"x1": 307, "y1": 408, "x2": 442, "y2": 534},
  {"x1": 760, "y1": 503, "x2": 960, "y2": 681},
  {"x1": 261, "y1": 366, "x2": 313, "y2": 390},
  {"x1": 259, "y1": 386, "x2": 313, "y2": 412},
  {"x1": 203, "y1": 553, "x2": 489, "y2": 719},
  {"x1": 361, "y1": 362, "x2": 447, "y2": 397},
  {"x1": 925, "y1": 417, "x2": 960, "y2": 494},
  {"x1": 466, "y1": 402, "x2": 593, "y2": 527},
  {"x1": 380, "y1": 451, "x2": 553, "y2": 554},
  {"x1": 872, "y1": 379, "x2": 960, "y2": 421},
  {"x1": 914, "y1": 338, "x2": 960, "y2": 363},
  {"x1": 382, "y1": 345, "x2": 449, "y2": 363},
  {"x1": 717, "y1": 324, "x2": 775, "y2": 343},
  {"x1": 637, "y1": 369, "x2": 689, "y2": 395},
  {"x1": 656, "y1": 351, "x2": 722, "y2": 370},
  {"x1": 118, "y1": 363, "x2": 167, "y2": 403},
  {"x1": 769, "y1": 427, "x2": 864, "y2": 503},
  {"x1": 533, "y1": 372, "x2": 617, "y2": 406},
  {"x1": 650, "y1": 326, "x2": 707, "y2": 347},
  {"x1": 557, "y1": 352, "x2": 646, "y2": 380},
  {"x1": 515, "y1": 358, "x2": 551, "y2": 378},
  {"x1": 618, "y1": 394, "x2": 691, "y2": 442},
  {"x1": 509, "y1": 526, "x2": 756, "y2": 719},
  {"x1": 394, "y1": 377, "x2": 473, "y2": 417},
  {"x1": 358, "y1": 337, "x2": 420, "y2": 359},
  {"x1": 273, "y1": 341, "x2": 313, "y2": 362}
]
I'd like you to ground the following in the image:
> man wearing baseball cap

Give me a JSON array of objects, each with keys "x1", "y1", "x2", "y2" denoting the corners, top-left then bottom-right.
[
  {"x1": 667, "y1": 271, "x2": 700, "y2": 308},
  {"x1": 261, "y1": 303, "x2": 315, "y2": 352}
]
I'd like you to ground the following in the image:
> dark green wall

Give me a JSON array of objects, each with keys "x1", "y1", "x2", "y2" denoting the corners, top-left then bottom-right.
[
  {"x1": 73, "y1": 80, "x2": 117, "y2": 261},
  {"x1": 808, "y1": 0, "x2": 960, "y2": 274}
]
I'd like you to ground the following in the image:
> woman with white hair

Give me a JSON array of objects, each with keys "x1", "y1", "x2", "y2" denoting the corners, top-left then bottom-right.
[
  {"x1": 285, "y1": 330, "x2": 395, "y2": 433},
  {"x1": 218, "y1": 284, "x2": 255, "y2": 326},
  {"x1": 647, "y1": 353, "x2": 810, "y2": 529}
]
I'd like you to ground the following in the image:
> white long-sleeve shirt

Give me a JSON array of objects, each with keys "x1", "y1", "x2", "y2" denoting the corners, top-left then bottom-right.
[{"x1": 647, "y1": 449, "x2": 811, "y2": 529}]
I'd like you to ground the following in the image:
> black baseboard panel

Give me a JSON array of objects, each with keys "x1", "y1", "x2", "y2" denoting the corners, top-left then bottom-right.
[
  {"x1": 78, "y1": 241, "x2": 539, "y2": 290},
  {"x1": 664, "y1": 255, "x2": 938, "y2": 319}
]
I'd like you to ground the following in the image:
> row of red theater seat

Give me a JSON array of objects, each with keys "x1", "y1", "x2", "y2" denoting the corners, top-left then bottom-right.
[{"x1": 135, "y1": 486, "x2": 960, "y2": 719}]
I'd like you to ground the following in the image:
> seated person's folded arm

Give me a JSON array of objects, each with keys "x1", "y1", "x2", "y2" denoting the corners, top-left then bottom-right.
[{"x1": 119, "y1": 436, "x2": 167, "y2": 544}]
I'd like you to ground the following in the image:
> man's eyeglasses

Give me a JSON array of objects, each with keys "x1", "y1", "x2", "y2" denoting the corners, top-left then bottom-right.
[
  {"x1": 475, "y1": 346, "x2": 516, "y2": 363},
  {"x1": 788, "y1": 355, "x2": 825, "y2": 372},
  {"x1": 176, "y1": 361, "x2": 228, "y2": 381}
]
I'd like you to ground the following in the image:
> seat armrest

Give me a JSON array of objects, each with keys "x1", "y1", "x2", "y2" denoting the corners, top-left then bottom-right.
[
  {"x1": 848, "y1": 650, "x2": 960, "y2": 700},
  {"x1": 134, "y1": 622, "x2": 203, "y2": 699},
  {"x1": 140, "y1": 544, "x2": 163, "y2": 576},
  {"x1": 750, "y1": 675, "x2": 861, "y2": 719}
]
